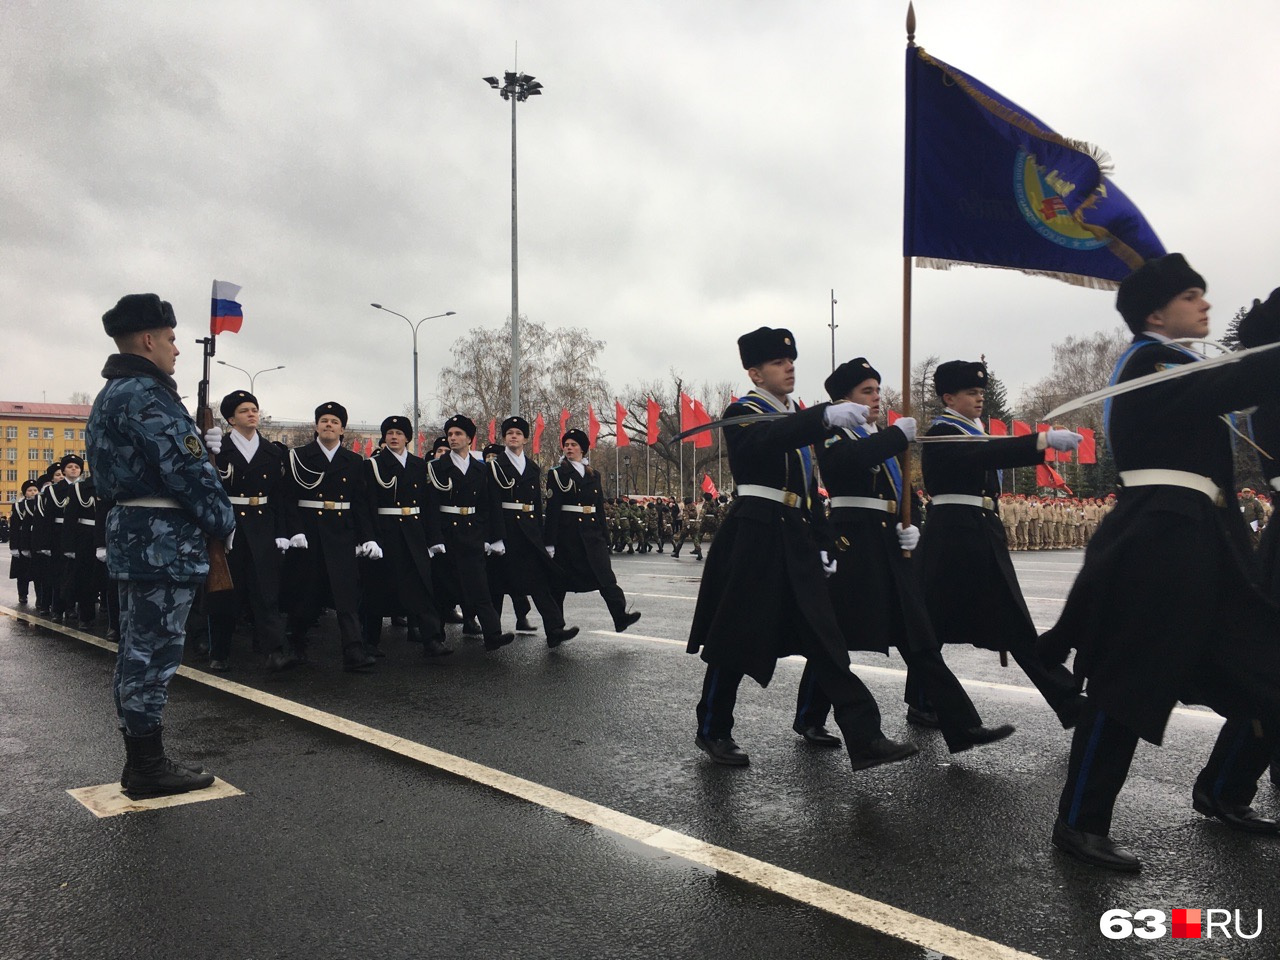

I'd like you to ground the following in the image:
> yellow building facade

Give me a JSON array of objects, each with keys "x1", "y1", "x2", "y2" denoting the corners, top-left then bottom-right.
[{"x1": 0, "y1": 401, "x2": 91, "y2": 504}]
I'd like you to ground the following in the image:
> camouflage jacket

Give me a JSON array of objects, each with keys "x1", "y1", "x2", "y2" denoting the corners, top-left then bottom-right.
[{"x1": 87, "y1": 353, "x2": 235, "y2": 583}]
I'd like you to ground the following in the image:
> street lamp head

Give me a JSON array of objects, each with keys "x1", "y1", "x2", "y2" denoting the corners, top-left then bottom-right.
[
  {"x1": 370, "y1": 303, "x2": 382, "y2": 309},
  {"x1": 445, "y1": 311, "x2": 457, "y2": 316},
  {"x1": 482, "y1": 76, "x2": 500, "y2": 88}
]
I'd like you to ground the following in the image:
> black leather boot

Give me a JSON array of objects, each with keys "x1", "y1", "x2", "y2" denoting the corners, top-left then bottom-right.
[{"x1": 121, "y1": 728, "x2": 215, "y2": 799}]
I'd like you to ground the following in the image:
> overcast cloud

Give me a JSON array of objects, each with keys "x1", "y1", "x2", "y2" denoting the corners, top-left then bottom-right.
[{"x1": 3, "y1": 1, "x2": 1277, "y2": 425}]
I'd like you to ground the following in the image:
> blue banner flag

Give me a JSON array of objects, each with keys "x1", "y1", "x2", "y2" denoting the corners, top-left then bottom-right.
[{"x1": 904, "y1": 45, "x2": 1165, "y2": 288}]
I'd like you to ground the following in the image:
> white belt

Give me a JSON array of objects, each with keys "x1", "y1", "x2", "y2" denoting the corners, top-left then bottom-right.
[
  {"x1": 829, "y1": 496, "x2": 896, "y2": 514},
  {"x1": 930, "y1": 494, "x2": 996, "y2": 511},
  {"x1": 118, "y1": 496, "x2": 182, "y2": 509},
  {"x1": 54, "y1": 518, "x2": 64, "y2": 523},
  {"x1": 439, "y1": 505, "x2": 477, "y2": 515},
  {"x1": 1119, "y1": 469, "x2": 1224, "y2": 506},
  {"x1": 560, "y1": 504, "x2": 597, "y2": 514},
  {"x1": 502, "y1": 502, "x2": 536, "y2": 512},
  {"x1": 298, "y1": 499, "x2": 351, "y2": 511},
  {"x1": 77, "y1": 518, "x2": 96, "y2": 527},
  {"x1": 378, "y1": 506, "x2": 420, "y2": 516},
  {"x1": 228, "y1": 495, "x2": 268, "y2": 506},
  {"x1": 737, "y1": 484, "x2": 803, "y2": 508}
]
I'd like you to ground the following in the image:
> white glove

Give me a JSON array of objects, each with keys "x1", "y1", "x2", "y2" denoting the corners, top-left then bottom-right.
[
  {"x1": 823, "y1": 402, "x2": 870, "y2": 430},
  {"x1": 20, "y1": 550, "x2": 31, "y2": 558},
  {"x1": 203, "y1": 426, "x2": 223, "y2": 455},
  {"x1": 820, "y1": 549, "x2": 837, "y2": 577},
  {"x1": 275, "y1": 537, "x2": 291, "y2": 553},
  {"x1": 63, "y1": 551, "x2": 75, "y2": 559},
  {"x1": 1045, "y1": 428, "x2": 1083, "y2": 452},
  {"x1": 95, "y1": 547, "x2": 107, "y2": 562},
  {"x1": 545, "y1": 546, "x2": 555, "y2": 558},
  {"x1": 357, "y1": 541, "x2": 383, "y2": 560},
  {"x1": 39, "y1": 549, "x2": 50, "y2": 556},
  {"x1": 8, "y1": 546, "x2": 16, "y2": 556},
  {"x1": 428, "y1": 543, "x2": 446, "y2": 557},
  {"x1": 896, "y1": 523, "x2": 920, "y2": 551},
  {"x1": 225, "y1": 529, "x2": 235, "y2": 552},
  {"x1": 894, "y1": 417, "x2": 917, "y2": 442},
  {"x1": 289, "y1": 533, "x2": 309, "y2": 550},
  {"x1": 488, "y1": 540, "x2": 506, "y2": 556}
]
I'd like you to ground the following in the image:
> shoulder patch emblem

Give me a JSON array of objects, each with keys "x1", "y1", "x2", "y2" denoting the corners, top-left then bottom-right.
[{"x1": 184, "y1": 435, "x2": 204, "y2": 458}]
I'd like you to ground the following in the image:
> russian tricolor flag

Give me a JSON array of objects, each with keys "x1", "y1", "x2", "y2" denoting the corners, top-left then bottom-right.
[{"x1": 211, "y1": 280, "x2": 243, "y2": 335}]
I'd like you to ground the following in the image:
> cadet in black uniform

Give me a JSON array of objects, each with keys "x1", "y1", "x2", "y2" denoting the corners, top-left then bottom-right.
[
  {"x1": 1042, "y1": 256, "x2": 1280, "y2": 871},
  {"x1": 8, "y1": 480, "x2": 38, "y2": 604},
  {"x1": 31, "y1": 463, "x2": 64, "y2": 616},
  {"x1": 425, "y1": 415, "x2": 513, "y2": 652},
  {"x1": 794, "y1": 358, "x2": 1015, "y2": 754},
  {"x1": 361, "y1": 415, "x2": 452, "y2": 660},
  {"x1": 687, "y1": 327, "x2": 916, "y2": 771},
  {"x1": 914, "y1": 360, "x2": 1082, "y2": 728},
  {"x1": 280, "y1": 402, "x2": 379, "y2": 672},
  {"x1": 57, "y1": 454, "x2": 101, "y2": 629},
  {"x1": 207, "y1": 390, "x2": 292, "y2": 672}
]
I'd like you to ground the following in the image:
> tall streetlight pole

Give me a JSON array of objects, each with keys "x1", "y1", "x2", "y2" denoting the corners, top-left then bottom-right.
[
  {"x1": 370, "y1": 305, "x2": 456, "y2": 455},
  {"x1": 483, "y1": 70, "x2": 543, "y2": 416},
  {"x1": 829, "y1": 289, "x2": 838, "y2": 373},
  {"x1": 216, "y1": 361, "x2": 286, "y2": 395}
]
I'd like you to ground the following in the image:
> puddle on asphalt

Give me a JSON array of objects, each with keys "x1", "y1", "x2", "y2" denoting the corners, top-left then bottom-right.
[{"x1": 589, "y1": 824, "x2": 715, "y2": 875}]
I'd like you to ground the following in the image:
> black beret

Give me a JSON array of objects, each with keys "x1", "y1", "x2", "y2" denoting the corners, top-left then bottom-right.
[
  {"x1": 562, "y1": 428, "x2": 590, "y2": 451},
  {"x1": 315, "y1": 401, "x2": 348, "y2": 427},
  {"x1": 1237, "y1": 287, "x2": 1280, "y2": 349},
  {"x1": 102, "y1": 293, "x2": 177, "y2": 338},
  {"x1": 824, "y1": 357, "x2": 881, "y2": 401},
  {"x1": 1115, "y1": 253, "x2": 1206, "y2": 334},
  {"x1": 738, "y1": 327, "x2": 797, "y2": 369},
  {"x1": 380, "y1": 415, "x2": 412, "y2": 440},
  {"x1": 220, "y1": 390, "x2": 258, "y2": 421},
  {"x1": 444, "y1": 414, "x2": 476, "y2": 439},
  {"x1": 501, "y1": 415, "x2": 530, "y2": 438},
  {"x1": 934, "y1": 360, "x2": 988, "y2": 397},
  {"x1": 60, "y1": 454, "x2": 84, "y2": 470}
]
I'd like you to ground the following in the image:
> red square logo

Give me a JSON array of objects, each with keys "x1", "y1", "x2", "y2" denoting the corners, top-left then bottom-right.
[{"x1": 1172, "y1": 909, "x2": 1202, "y2": 939}]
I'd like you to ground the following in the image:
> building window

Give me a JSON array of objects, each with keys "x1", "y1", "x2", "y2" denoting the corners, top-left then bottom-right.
[
  {"x1": 28, "y1": 470, "x2": 40, "y2": 482},
  {"x1": 5, "y1": 491, "x2": 14, "y2": 502},
  {"x1": 28, "y1": 449, "x2": 40, "y2": 461},
  {"x1": 78, "y1": 429, "x2": 86, "y2": 440},
  {"x1": 4, "y1": 449, "x2": 15, "y2": 461},
  {"x1": 43, "y1": 448, "x2": 54, "y2": 461},
  {"x1": 42, "y1": 428, "x2": 54, "y2": 439},
  {"x1": 4, "y1": 426, "x2": 15, "y2": 439},
  {"x1": 64, "y1": 428, "x2": 74, "y2": 440},
  {"x1": 5, "y1": 470, "x2": 16, "y2": 482},
  {"x1": 28, "y1": 428, "x2": 39, "y2": 439}
]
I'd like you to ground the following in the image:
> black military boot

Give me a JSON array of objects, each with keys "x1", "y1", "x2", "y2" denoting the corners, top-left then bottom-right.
[
  {"x1": 462, "y1": 617, "x2": 483, "y2": 636},
  {"x1": 342, "y1": 643, "x2": 376, "y2": 672},
  {"x1": 671, "y1": 544, "x2": 681, "y2": 559},
  {"x1": 121, "y1": 728, "x2": 215, "y2": 799}
]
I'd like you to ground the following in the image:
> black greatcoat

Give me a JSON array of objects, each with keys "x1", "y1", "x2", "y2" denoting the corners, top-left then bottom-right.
[
  {"x1": 487, "y1": 451, "x2": 564, "y2": 597},
  {"x1": 819, "y1": 424, "x2": 926, "y2": 654},
  {"x1": 8, "y1": 498, "x2": 33, "y2": 581},
  {"x1": 1041, "y1": 336, "x2": 1280, "y2": 745},
  {"x1": 218, "y1": 437, "x2": 288, "y2": 602},
  {"x1": 914, "y1": 418, "x2": 1044, "y2": 650},
  {"x1": 362, "y1": 449, "x2": 436, "y2": 615},
  {"x1": 1251, "y1": 400, "x2": 1280, "y2": 599},
  {"x1": 280, "y1": 442, "x2": 373, "y2": 615},
  {"x1": 543, "y1": 462, "x2": 617, "y2": 593},
  {"x1": 425, "y1": 452, "x2": 504, "y2": 637},
  {"x1": 686, "y1": 398, "x2": 842, "y2": 687}
]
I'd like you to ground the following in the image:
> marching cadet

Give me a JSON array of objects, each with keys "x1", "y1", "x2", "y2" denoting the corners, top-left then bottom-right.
[
  {"x1": 360, "y1": 415, "x2": 452, "y2": 660},
  {"x1": 1041, "y1": 256, "x2": 1280, "y2": 871},
  {"x1": 698, "y1": 491, "x2": 721, "y2": 550},
  {"x1": 207, "y1": 390, "x2": 291, "y2": 673},
  {"x1": 999, "y1": 493, "x2": 1017, "y2": 549},
  {"x1": 544, "y1": 429, "x2": 642, "y2": 634},
  {"x1": 653, "y1": 499, "x2": 671, "y2": 553},
  {"x1": 671, "y1": 497, "x2": 701, "y2": 559},
  {"x1": 8, "y1": 480, "x2": 39, "y2": 604},
  {"x1": 688, "y1": 327, "x2": 916, "y2": 770},
  {"x1": 1026, "y1": 495, "x2": 1042, "y2": 550},
  {"x1": 487, "y1": 415, "x2": 579, "y2": 647},
  {"x1": 31, "y1": 463, "x2": 64, "y2": 617},
  {"x1": 57, "y1": 454, "x2": 100, "y2": 629},
  {"x1": 914, "y1": 360, "x2": 1083, "y2": 728},
  {"x1": 425, "y1": 415, "x2": 514, "y2": 652},
  {"x1": 280, "y1": 402, "x2": 380, "y2": 672},
  {"x1": 1012, "y1": 494, "x2": 1030, "y2": 551},
  {"x1": 793, "y1": 358, "x2": 1015, "y2": 754},
  {"x1": 88, "y1": 292, "x2": 233, "y2": 798}
]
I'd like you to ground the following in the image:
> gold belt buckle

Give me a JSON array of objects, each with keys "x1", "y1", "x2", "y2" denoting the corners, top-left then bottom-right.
[
  {"x1": 248, "y1": 496, "x2": 261, "y2": 506},
  {"x1": 522, "y1": 503, "x2": 534, "y2": 512},
  {"x1": 983, "y1": 497, "x2": 994, "y2": 510},
  {"x1": 582, "y1": 505, "x2": 595, "y2": 514},
  {"x1": 401, "y1": 506, "x2": 413, "y2": 515},
  {"x1": 459, "y1": 506, "x2": 474, "y2": 515},
  {"x1": 324, "y1": 500, "x2": 336, "y2": 510},
  {"x1": 886, "y1": 500, "x2": 897, "y2": 513},
  {"x1": 782, "y1": 491, "x2": 799, "y2": 508}
]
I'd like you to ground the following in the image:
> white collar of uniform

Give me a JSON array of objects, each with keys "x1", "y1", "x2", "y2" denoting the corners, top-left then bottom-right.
[
  {"x1": 449, "y1": 450, "x2": 472, "y2": 473},
  {"x1": 231, "y1": 429, "x2": 260, "y2": 461},
  {"x1": 390, "y1": 448, "x2": 409, "y2": 467},
  {"x1": 568, "y1": 459, "x2": 585, "y2": 477},
  {"x1": 756, "y1": 388, "x2": 795, "y2": 413},
  {"x1": 504, "y1": 448, "x2": 526, "y2": 472},
  {"x1": 316, "y1": 438, "x2": 340, "y2": 461},
  {"x1": 862, "y1": 422, "x2": 878, "y2": 435},
  {"x1": 943, "y1": 407, "x2": 983, "y2": 432}
]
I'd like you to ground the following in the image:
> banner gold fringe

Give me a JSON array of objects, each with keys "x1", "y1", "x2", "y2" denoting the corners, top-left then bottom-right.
[{"x1": 914, "y1": 257, "x2": 1120, "y2": 291}]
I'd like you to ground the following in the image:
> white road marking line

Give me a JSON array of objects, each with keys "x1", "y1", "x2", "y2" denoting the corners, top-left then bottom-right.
[
  {"x1": 68, "y1": 778, "x2": 243, "y2": 818},
  {"x1": 632, "y1": 592, "x2": 697, "y2": 601},
  {"x1": 4, "y1": 603, "x2": 1044, "y2": 960}
]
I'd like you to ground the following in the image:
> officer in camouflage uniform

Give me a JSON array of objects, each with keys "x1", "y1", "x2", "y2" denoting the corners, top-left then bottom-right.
[
  {"x1": 699, "y1": 492, "x2": 722, "y2": 549},
  {"x1": 671, "y1": 496, "x2": 702, "y2": 559},
  {"x1": 88, "y1": 293, "x2": 235, "y2": 799}
]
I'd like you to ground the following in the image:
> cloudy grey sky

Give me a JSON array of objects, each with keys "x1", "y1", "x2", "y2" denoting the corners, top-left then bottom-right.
[{"x1": 4, "y1": 0, "x2": 1277, "y2": 425}]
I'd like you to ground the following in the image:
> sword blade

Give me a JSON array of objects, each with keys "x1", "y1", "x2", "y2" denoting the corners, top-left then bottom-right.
[{"x1": 666, "y1": 411, "x2": 790, "y2": 445}]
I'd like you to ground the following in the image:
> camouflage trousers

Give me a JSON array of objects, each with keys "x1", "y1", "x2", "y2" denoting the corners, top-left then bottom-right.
[{"x1": 114, "y1": 579, "x2": 199, "y2": 736}]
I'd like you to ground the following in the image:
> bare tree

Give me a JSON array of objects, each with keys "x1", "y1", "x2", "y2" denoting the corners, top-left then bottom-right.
[{"x1": 69, "y1": 391, "x2": 92, "y2": 405}]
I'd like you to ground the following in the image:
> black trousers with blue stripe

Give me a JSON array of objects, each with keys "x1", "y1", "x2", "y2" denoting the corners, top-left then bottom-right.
[{"x1": 1058, "y1": 698, "x2": 1274, "y2": 835}]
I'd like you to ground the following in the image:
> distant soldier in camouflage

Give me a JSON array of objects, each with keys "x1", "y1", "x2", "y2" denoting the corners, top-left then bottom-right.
[
  {"x1": 88, "y1": 293, "x2": 234, "y2": 799},
  {"x1": 653, "y1": 498, "x2": 672, "y2": 553},
  {"x1": 1240, "y1": 488, "x2": 1266, "y2": 547},
  {"x1": 699, "y1": 492, "x2": 722, "y2": 547},
  {"x1": 671, "y1": 496, "x2": 702, "y2": 560}
]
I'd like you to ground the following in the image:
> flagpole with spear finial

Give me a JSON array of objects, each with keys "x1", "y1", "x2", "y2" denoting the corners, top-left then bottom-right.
[{"x1": 900, "y1": 2, "x2": 918, "y2": 544}]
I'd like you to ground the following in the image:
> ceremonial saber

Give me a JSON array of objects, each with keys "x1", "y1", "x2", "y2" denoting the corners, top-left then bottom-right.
[
  {"x1": 669, "y1": 415, "x2": 1021, "y2": 447},
  {"x1": 1042, "y1": 340, "x2": 1280, "y2": 421}
]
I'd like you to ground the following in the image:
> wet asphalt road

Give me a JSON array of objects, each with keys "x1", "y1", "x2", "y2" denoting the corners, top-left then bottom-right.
[{"x1": 2, "y1": 547, "x2": 1278, "y2": 960}]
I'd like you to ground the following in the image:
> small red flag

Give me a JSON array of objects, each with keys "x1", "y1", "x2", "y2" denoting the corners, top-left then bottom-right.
[
  {"x1": 1012, "y1": 420, "x2": 1031, "y2": 437},
  {"x1": 701, "y1": 474, "x2": 718, "y2": 497},
  {"x1": 352, "y1": 438, "x2": 362, "y2": 452},
  {"x1": 416, "y1": 432, "x2": 426, "y2": 456},
  {"x1": 679, "y1": 393, "x2": 695, "y2": 438},
  {"x1": 1077, "y1": 427, "x2": 1096, "y2": 464},
  {"x1": 488, "y1": 419, "x2": 496, "y2": 444},
  {"x1": 988, "y1": 418, "x2": 1008, "y2": 436},
  {"x1": 692, "y1": 399, "x2": 713, "y2": 448},
  {"x1": 363, "y1": 438, "x2": 375, "y2": 457},
  {"x1": 888, "y1": 410, "x2": 901, "y2": 425},
  {"x1": 559, "y1": 408, "x2": 570, "y2": 440},
  {"x1": 588, "y1": 406, "x2": 601, "y2": 448},
  {"x1": 533, "y1": 413, "x2": 545, "y2": 454},
  {"x1": 615, "y1": 401, "x2": 630, "y2": 447},
  {"x1": 1036, "y1": 463, "x2": 1072, "y2": 494},
  {"x1": 646, "y1": 397, "x2": 661, "y2": 445}
]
